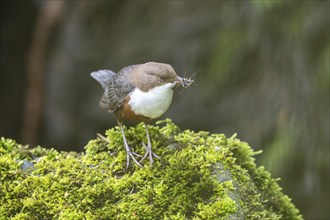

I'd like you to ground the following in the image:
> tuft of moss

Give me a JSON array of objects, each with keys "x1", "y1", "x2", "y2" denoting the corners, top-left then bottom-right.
[{"x1": 0, "y1": 119, "x2": 302, "y2": 219}]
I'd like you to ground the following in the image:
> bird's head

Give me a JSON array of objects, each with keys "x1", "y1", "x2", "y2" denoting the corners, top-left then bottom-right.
[{"x1": 130, "y1": 62, "x2": 195, "y2": 91}]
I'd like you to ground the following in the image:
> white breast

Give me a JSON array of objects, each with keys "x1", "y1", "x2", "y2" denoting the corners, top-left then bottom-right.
[{"x1": 128, "y1": 83, "x2": 174, "y2": 119}]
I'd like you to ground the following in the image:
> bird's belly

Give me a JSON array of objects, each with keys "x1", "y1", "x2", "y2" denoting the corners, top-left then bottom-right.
[
  {"x1": 128, "y1": 83, "x2": 174, "y2": 119},
  {"x1": 115, "y1": 97, "x2": 150, "y2": 123}
]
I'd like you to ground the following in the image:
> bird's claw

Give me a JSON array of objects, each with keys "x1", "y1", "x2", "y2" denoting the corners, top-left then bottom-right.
[
  {"x1": 140, "y1": 142, "x2": 160, "y2": 164},
  {"x1": 125, "y1": 147, "x2": 143, "y2": 168}
]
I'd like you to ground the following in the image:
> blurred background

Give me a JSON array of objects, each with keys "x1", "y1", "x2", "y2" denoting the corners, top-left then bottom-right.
[{"x1": 0, "y1": 1, "x2": 329, "y2": 219}]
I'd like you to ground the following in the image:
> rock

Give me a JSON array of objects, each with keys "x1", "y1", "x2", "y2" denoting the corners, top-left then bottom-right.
[{"x1": 0, "y1": 119, "x2": 302, "y2": 219}]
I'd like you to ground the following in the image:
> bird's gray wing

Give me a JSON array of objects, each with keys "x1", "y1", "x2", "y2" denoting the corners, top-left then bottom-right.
[
  {"x1": 99, "y1": 75, "x2": 135, "y2": 112},
  {"x1": 91, "y1": 66, "x2": 140, "y2": 112}
]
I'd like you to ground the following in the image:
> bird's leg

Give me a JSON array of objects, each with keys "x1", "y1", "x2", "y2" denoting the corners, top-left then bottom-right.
[
  {"x1": 140, "y1": 123, "x2": 160, "y2": 164},
  {"x1": 118, "y1": 120, "x2": 143, "y2": 168}
]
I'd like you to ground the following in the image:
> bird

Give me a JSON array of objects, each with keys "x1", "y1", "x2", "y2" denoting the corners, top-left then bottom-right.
[{"x1": 91, "y1": 62, "x2": 193, "y2": 167}]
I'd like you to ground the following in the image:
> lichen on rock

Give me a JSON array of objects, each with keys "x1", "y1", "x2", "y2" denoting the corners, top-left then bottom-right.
[{"x1": 0, "y1": 119, "x2": 302, "y2": 219}]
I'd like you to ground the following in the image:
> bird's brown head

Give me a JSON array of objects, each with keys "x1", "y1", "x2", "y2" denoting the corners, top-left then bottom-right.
[{"x1": 128, "y1": 62, "x2": 183, "y2": 92}]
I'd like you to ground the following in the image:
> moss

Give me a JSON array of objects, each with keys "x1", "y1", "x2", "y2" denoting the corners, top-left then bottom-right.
[{"x1": 0, "y1": 119, "x2": 302, "y2": 219}]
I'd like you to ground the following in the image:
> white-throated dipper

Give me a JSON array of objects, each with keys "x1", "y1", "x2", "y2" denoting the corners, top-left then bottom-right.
[{"x1": 91, "y1": 62, "x2": 193, "y2": 167}]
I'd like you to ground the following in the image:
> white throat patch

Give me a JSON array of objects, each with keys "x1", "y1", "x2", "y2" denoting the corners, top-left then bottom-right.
[{"x1": 128, "y1": 83, "x2": 174, "y2": 119}]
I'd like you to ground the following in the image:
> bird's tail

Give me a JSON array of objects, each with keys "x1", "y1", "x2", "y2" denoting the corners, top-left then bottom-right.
[{"x1": 90, "y1": 70, "x2": 116, "y2": 90}]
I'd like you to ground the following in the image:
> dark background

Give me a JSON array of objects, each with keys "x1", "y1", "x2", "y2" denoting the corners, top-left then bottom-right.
[{"x1": 1, "y1": 1, "x2": 329, "y2": 219}]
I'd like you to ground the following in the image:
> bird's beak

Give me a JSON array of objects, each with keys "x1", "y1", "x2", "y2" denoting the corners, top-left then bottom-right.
[
  {"x1": 174, "y1": 77, "x2": 184, "y2": 87},
  {"x1": 174, "y1": 76, "x2": 195, "y2": 88}
]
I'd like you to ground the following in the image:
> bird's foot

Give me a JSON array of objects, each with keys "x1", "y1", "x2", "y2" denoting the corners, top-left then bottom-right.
[
  {"x1": 97, "y1": 133, "x2": 142, "y2": 167},
  {"x1": 140, "y1": 142, "x2": 160, "y2": 164},
  {"x1": 124, "y1": 143, "x2": 143, "y2": 168}
]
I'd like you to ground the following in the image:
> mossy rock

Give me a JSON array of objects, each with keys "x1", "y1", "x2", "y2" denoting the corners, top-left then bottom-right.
[{"x1": 0, "y1": 119, "x2": 302, "y2": 219}]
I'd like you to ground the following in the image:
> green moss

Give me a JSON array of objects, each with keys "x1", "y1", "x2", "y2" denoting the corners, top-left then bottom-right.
[{"x1": 0, "y1": 119, "x2": 302, "y2": 219}]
